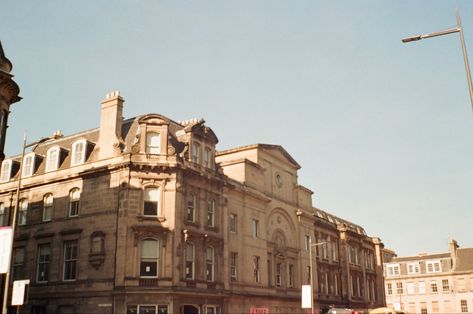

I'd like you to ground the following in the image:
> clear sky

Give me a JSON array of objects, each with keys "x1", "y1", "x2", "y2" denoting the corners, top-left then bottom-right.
[{"x1": 2, "y1": 1, "x2": 472, "y2": 257}]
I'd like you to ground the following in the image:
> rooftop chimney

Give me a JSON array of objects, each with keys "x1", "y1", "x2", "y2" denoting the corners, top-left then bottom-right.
[
  {"x1": 449, "y1": 238, "x2": 459, "y2": 269},
  {"x1": 98, "y1": 91, "x2": 124, "y2": 159}
]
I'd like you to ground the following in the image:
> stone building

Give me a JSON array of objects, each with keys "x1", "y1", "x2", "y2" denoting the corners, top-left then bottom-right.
[
  {"x1": 384, "y1": 239, "x2": 473, "y2": 313},
  {"x1": 0, "y1": 91, "x2": 385, "y2": 314}
]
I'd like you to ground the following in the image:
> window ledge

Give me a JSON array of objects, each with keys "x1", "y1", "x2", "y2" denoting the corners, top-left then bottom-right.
[{"x1": 138, "y1": 215, "x2": 166, "y2": 223}]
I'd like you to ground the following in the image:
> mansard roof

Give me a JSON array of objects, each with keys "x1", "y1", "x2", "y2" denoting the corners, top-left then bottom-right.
[
  {"x1": 392, "y1": 252, "x2": 451, "y2": 262},
  {"x1": 313, "y1": 207, "x2": 367, "y2": 236},
  {"x1": 454, "y1": 248, "x2": 473, "y2": 272}
]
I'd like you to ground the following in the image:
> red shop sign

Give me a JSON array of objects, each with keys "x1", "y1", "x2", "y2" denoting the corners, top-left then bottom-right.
[{"x1": 250, "y1": 307, "x2": 269, "y2": 314}]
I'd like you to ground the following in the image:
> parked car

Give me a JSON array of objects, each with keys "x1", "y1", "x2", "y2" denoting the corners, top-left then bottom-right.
[
  {"x1": 369, "y1": 307, "x2": 407, "y2": 314},
  {"x1": 327, "y1": 308, "x2": 358, "y2": 314}
]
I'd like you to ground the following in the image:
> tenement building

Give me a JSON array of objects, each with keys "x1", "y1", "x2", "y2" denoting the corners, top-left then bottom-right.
[
  {"x1": 0, "y1": 91, "x2": 385, "y2": 314},
  {"x1": 384, "y1": 239, "x2": 473, "y2": 313}
]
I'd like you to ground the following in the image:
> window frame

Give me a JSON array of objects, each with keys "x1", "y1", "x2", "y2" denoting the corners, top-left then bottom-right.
[
  {"x1": 140, "y1": 239, "x2": 160, "y2": 278},
  {"x1": 42, "y1": 193, "x2": 53, "y2": 222},
  {"x1": 407, "y1": 262, "x2": 420, "y2": 274},
  {"x1": 203, "y1": 147, "x2": 212, "y2": 168},
  {"x1": 386, "y1": 263, "x2": 400, "y2": 276},
  {"x1": 143, "y1": 187, "x2": 160, "y2": 217},
  {"x1": 186, "y1": 193, "x2": 196, "y2": 222},
  {"x1": 45, "y1": 146, "x2": 60, "y2": 172},
  {"x1": 36, "y1": 243, "x2": 51, "y2": 283},
  {"x1": 63, "y1": 240, "x2": 78, "y2": 281},
  {"x1": 230, "y1": 252, "x2": 237, "y2": 281},
  {"x1": 22, "y1": 152, "x2": 35, "y2": 178},
  {"x1": 251, "y1": 219, "x2": 259, "y2": 238},
  {"x1": 68, "y1": 188, "x2": 80, "y2": 218},
  {"x1": 0, "y1": 159, "x2": 12, "y2": 182},
  {"x1": 206, "y1": 246, "x2": 214, "y2": 282},
  {"x1": 12, "y1": 247, "x2": 25, "y2": 281},
  {"x1": 426, "y1": 260, "x2": 442, "y2": 273},
  {"x1": 229, "y1": 213, "x2": 237, "y2": 233},
  {"x1": 185, "y1": 242, "x2": 195, "y2": 280},
  {"x1": 0, "y1": 203, "x2": 5, "y2": 226},
  {"x1": 18, "y1": 198, "x2": 28, "y2": 225},
  {"x1": 71, "y1": 139, "x2": 87, "y2": 166},
  {"x1": 253, "y1": 256, "x2": 260, "y2": 283},
  {"x1": 191, "y1": 141, "x2": 201, "y2": 164},
  {"x1": 207, "y1": 199, "x2": 215, "y2": 227},
  {"x1": 146, "y1": 132, "x2": 161, "y2": 155}
]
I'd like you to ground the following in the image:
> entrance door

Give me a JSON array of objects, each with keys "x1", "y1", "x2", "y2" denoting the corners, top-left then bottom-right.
[{"x1": 183, "y1": 305, "x2": 199, "y2": 314}]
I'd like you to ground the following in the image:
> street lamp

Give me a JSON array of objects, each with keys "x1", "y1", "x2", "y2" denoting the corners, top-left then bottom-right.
[
  {"x1": 1, "y1": 133, "x2": 56, "y2": 314},
  {"x1": 307, "y1": 238, "x2": 327, "y2": 314},
  {"x1": 402, "y1": 11, "x2": 473, "y2": 113}
]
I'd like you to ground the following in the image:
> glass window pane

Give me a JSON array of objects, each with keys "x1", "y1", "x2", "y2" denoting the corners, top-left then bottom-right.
[{"x1": 142, "y1": 240, "x2": 158, "y2": 257}]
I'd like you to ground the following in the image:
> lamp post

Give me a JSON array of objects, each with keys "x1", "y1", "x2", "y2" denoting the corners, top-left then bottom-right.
[
  {"x1": 402, "y1": 11, "x2": 473, "y2": 113},
  {"x1": 308, "y1": 238, "x2": 327, "y2": 314},
  {"x1": 1, "y1": 134, "x2": 54, "y2": 314}
]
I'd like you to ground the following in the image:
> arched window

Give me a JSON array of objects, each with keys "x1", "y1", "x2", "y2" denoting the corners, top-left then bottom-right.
[
  {"x1": 185, "y1": 242, "x2": 194, "y2": 280},
  {"x1": 186, "y1": 193, "x2": 196, "y2": 222},
  {"x1": 68, "y1": 188, "x2": 80, "y2": 217},
  {"x1": 18, "y1": 198, "x2": 28, "y2": 225},
  {"x1": 140, "y1": 239, "x2": 159, "y2": 277},
  {"x1": 22, "y1": 152, "x2": 35, "y2": 177},
  {"x1": 71, "y1": 139, "x2": 86, "y2": 166},
  {"x1": 146, "y1": 132, "x2": 161, "y2": 154},
  {"x1": 206, "y1": 246, "x2": 214, "y2": 281},
  {"x1": 144, "y1": 187, "x2": 160, "y2": 216},
  {"x1": 45, "y1": 146, "x2": 60, "y2": 172},
  {"x1": 42, "y1": 193, "x2": 53, "y2": 221}
]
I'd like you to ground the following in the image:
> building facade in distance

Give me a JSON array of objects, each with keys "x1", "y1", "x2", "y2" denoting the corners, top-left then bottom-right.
[
  {"x1": 0, "y1": 91, "x2": 385, "y2": 314},
  {"x1": 384, "y1": 239, "x2": 473, "y2": 313}
]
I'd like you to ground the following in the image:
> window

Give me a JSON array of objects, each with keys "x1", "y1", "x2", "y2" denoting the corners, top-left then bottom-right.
[
  {"x1": 461, "y1": 300, "x2": 468, "y2": 313},
  {"x1": 407, "y1": 262, "x2": 420, "y2": 274},
  {"x1": 420, "y1": 302, "x2": 427, "y2": 314},
  {"x1": 252, "y1": 219, "x2": 259, "y2": 238},
  {"x1": 332, "y1": 241, "x2": 338, "y2": 261},
  {"x1": 0, "y1": 159, "x2": 12, "y2": 182},
  {"x1": 37, "y1": 244, "x2": 51, "y2": 283},
  {"x1": 457, "y1": 278, "x2": 466, "y2": 291},
  {"x1": 407, "y1": 282, "x2": 415, "y2": 294},
  {"x1": 275, "y1": 262, "x2": 282, "y2": 287},
  {"x1": 206, "y1": 246, "x2": 214, "y2": 281},
  {"x1": 442, "y1": 279, "x2": 450, "y2": 292},
  {"x1": 204, "y1": 147, "x2": 212, "y2": 168},
  {"x1": 230, "y1": 252, "x2": 237, "y2": 281},
  {"x1": 146, "y1": 132, "x2": 161, "y2": 154},
  {"x1": 253, "y1": 256, "x2": 260, "y2": 283},
  {"x1": 45, "y1": 146, "x2": 60, "y2": 172},
  {"x1": 22, "y1": 153, "x2": 35, "y2": 177},
  {"x1": 444, "y1": 300, "x2": 452, "y2": 313},
  {"x1": 127, "y1": 305, "x2": 168, "y2": 314},
  {"x1": 68, "y1": 188, "x2": 80, "y2": 217},
  {"x1": 386, "y1": 263, "x2": 400, "y2": 276},
  {"x1": 144, "y1": 187, "x2": 159, "y2": 216},
  {"x1": 418, "y1": 281, "x2": 426, "y2": 294},
  {"x1": 186, "y1": 193, "x2": 196, "y2": 222},
  {"x1": 42, "y1": 193, "x2": 53, "y2": 222},
  {"x1": 387, "y1": 283, "x2": 393, "y2": 295},
  {"x1": 71, "y1": 139, "x2": 86, "y2": 166},
  {"x1": 334, "y1": 273, "x2": 339, "y2": 295},
  {"x1": 185, "y1": 242, "x2": 194, "y2": 280},
  {"x1": 18, "y1": 198, "x2": 28, "y2": 225},
  {"x1": 12, "y1": 247, "x2": 25, "y2": 280},
  {"x1": 322, "y1": 241, "x2": 328, "y2": 259},
  {"x1": 426, "y1": 260, "x2": 441, "y2": 273},
  {"x1": 304, "y1": 235, "x2": 310, "y2": 251},
  {"x1": 288, "y1": 264, "x2": 294, "y2": 288},
  {"x1": 396, "y1": 282, "x2": 403, "y2": 294},
  {"x1": 229, "y1": 214, "x2": 237, "y2": 233},
  {"x1": 140, "y1": 239, "x2": 159, "y2": 277},
  {"x1": 207, "y1": 199, "x2": 215, "y2": 227},
  {"x1": 204, "y1": 306, "x2": 219, "y2": 314},
  {"x1": 63, "y1": 240, "x2": 78, "y2": 281},
  {"x1": 0, "y1": 203, "x2": 5, "y2": 226},
  {"x1": 192, "y1": 142, "x2": 201, "y2": 164},
  {"x1": 430, "y1": 281, "x2": 438, "y2": 293},
  {"x1": 431, "y1": 301, "x2": 439, "y2": 313}
]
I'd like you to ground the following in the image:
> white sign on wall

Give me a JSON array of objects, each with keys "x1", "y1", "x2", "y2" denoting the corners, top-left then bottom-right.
[
  {"x1": 11, "y1": 279, "x2": 30, "y2": 306},
  {"x1": 301, "y1": 284, "x2": 312, "y2": 309},
  {"x1": 0, "y1": 227, "x2": 13, "y2": 274}
]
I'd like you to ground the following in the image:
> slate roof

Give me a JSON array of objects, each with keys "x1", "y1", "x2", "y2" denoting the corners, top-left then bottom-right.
[{"x1": 455, "y1": 248, "x2": 473, "y2": 272}]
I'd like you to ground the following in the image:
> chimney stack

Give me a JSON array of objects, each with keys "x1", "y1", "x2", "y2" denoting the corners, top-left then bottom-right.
[
  {"x1": 98, "y1": 91, "x2": 124, "y2": 159},
  {"x1": 449, "y1": 238, "x2": 459, "y2": 269}
]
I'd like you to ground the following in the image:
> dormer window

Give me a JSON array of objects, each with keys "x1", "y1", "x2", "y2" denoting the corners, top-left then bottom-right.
[
  {"x1": 0, "y1": 159, "x2": 12, "y2": 182},
  {"x1": 192, "y1": 142, "x2": 201, "y2": 164},
  {"x1": 146, "y1": 132, "x2": 161, "y2": 154},
  {"x1": 22, "y1": 153, "x2": 36, "y2": 178},
  {"x1": 71, "y1": 140, "x2": 86, "y2": 166},
  {"x1": 45, "y1": 146, "x2": 60, "y2": 172}
]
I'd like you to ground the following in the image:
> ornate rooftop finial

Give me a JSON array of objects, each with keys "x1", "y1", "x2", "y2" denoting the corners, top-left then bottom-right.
[{"x1": 0, "y1": 41, "x2": 13, "y2": 73}]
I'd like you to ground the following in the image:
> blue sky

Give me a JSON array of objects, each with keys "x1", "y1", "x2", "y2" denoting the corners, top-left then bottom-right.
[{"x1": 2, "y1": 1, "x2": 472, "y2": 256}]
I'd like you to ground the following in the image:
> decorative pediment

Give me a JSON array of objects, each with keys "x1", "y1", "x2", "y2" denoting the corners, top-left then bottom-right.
[{"x1": 138, "y1": 114, "x2": 171, "y2": 126}]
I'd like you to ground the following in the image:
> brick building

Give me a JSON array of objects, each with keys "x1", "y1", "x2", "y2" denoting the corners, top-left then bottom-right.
[{"x1": 0, "y1": 91, "x2": 386, "y2": 314}]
